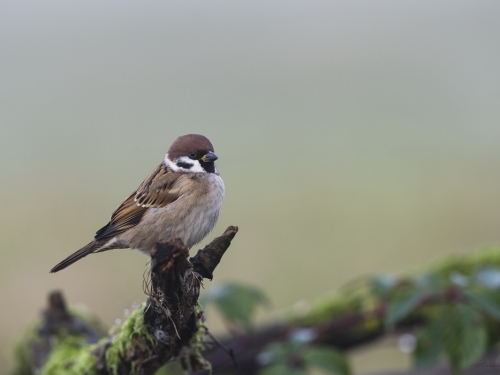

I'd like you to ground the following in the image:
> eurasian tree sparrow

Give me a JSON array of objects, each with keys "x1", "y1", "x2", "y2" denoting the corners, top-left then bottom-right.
[{"x1": 50, "y1": 134, "x2": 224, "y2": 273}]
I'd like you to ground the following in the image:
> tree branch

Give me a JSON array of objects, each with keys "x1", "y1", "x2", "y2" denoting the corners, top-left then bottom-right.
[
  {"x1": 14, "y1": 231, "x2": 500, "y2": 375},
  {"x1": 196, "y1": 247, "x2": 500, "y2": 375},
  {"x1": 14, "y1": 226, "x2": 238, "y2": 375}
]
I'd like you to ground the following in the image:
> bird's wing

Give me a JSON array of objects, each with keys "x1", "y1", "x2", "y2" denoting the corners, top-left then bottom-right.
[
  {"x1": 94, "y1": 163, "x2": 185, "y2": 241},
  {"x1": 134, "y1": 163, "x2": 184, "y2": 207}
]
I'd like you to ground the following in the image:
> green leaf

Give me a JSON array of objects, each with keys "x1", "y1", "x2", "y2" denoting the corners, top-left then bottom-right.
[
  {"x1": 385, "y1": 291, "x2": 428, "y2": 329},
  {"x1": 413, "y1": 313, "x2": 445, "y2": 369},
  {"x1": 371, "y1": 275, "x2": 397, "y2": 298},
  {"x1": 464, "y1": 290, "x2": 500, "y2": 320},
  {"x1": 414, "y1": 303, "x2": 488, "y2": 372},
  {"x1": 475, "y1": 267, "x2": 500, "y2": 289},
  {"x1": 304, "y1": 347, "x2": 351, "y2": 375},
  {"x1": 258, "y1": 364, "x2": 307, "y2": 375},
  {"x1": 442, "y1": 304, "x2": 487, "y2": 373},
  {"x1": 414, "y1": 273, "x2": 443, "y2": 290},
  {"x1": 211, "y1": 282, "x2": 270, "y2": 331},
  {"x1": 258, "y1": 343, "x2": 291, "y2": 365},
  {"x1": 449, "y1": 271, "x2": 469, "y2": 287}
]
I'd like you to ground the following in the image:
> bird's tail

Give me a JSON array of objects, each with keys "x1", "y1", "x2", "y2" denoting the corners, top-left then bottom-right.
[{"x1": 50, "y1": 240, "x2": 101, "y2": 273}]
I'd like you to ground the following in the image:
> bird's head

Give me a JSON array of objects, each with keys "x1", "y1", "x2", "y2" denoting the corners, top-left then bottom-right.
[{"x1": 165, "y1": 134, "x2": 218, "y2": 174}]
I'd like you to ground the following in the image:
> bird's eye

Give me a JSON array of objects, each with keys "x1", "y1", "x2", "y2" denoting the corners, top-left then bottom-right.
[{"x1": 188, "y1": 151, "x2": 197, "y2": 159}]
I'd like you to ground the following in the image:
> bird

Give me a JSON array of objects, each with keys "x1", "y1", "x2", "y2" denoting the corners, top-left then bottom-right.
[{"x1": 50, "y1": 134, "x2": 225, "y2": 273}]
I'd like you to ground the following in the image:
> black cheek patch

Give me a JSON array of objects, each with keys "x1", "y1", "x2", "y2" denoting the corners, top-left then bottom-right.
[
  {"x1": 176, "y1": 161, "x2": 193, "y2": 169},
  {"x1": 200, "y1": 161, "x2": 215, "y2": 173}
]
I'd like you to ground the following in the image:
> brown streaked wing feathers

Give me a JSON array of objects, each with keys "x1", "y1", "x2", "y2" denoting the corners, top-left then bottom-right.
[
  {"x1": 51, "y1": 163, "x2": 186, "y2": 272},
  {"x1": 134, "y1": 163, "x2": 183, "y2": 207},
  {"x1": 94, "y1": 163, "x2": 183, "y2": 241}
]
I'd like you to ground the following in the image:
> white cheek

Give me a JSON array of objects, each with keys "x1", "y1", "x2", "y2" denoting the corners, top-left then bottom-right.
[
  {"x1": 177, "y1": 156, "x2": 205, "y2": 172},
  {"x1": 164, "y1": 154, "x2": 205, "y2": 173},
  {"x1": 164, "y1": 153, "x2": 179, "y2": 171}
]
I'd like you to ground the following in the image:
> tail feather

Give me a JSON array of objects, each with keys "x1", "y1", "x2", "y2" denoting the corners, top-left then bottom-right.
[{"x1": 50, "y1": 241, "x2": 100, "y2": 273}]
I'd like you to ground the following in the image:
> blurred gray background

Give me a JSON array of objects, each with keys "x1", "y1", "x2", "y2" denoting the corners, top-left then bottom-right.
[{"x1": 1, "y1": 0, "x2": 500, "y2": 373}]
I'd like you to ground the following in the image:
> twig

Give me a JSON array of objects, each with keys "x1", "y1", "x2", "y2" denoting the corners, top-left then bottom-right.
[{"x1": 205, "y1": 328, "x2": 243, "y2": 375}]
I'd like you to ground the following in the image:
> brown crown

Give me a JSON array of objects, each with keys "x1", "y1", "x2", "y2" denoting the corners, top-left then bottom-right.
[{"x1": 167, "y1": 134, "x2": 215, "y2": 160}]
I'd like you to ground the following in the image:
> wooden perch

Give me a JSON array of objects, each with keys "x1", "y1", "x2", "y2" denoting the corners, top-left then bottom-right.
[
  {"x1": 14, "y1": 226, "x2": 238, "y2": 375},
  {"x1": 14, "y1": 231, "x2": 500, "y2": 375}
]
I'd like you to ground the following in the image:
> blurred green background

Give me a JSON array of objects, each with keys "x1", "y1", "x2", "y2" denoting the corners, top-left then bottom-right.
[{"x1": 1, "y1": 1, "x2": 500, "y2": 373}]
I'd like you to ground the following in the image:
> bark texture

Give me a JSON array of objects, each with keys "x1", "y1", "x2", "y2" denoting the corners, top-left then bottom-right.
[
  {"x1": 12, "y1": 232, "x2": 500, "y2": 375},
  {"x1": 14, "y1": 226, "x2": 238, "y2": 375}
]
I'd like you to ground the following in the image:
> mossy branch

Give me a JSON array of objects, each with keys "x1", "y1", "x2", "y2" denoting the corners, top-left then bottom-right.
[
  {"x1": 14, "y1": 231, "x2": 500, "y2": 375},
  {"x1": 13, "y1": 226, "x2": 238, "y2": 375},
  {"x1": 197, "y1": 247, "x2": 500, "y2": 375}
]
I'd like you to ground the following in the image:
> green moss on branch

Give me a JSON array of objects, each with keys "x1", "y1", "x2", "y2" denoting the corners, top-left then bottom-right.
[{"x1": 13, "y1": 226, "x2": 238, "y2": 375}]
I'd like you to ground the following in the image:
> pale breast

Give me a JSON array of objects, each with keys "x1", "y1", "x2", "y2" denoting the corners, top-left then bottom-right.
[{"x1": 118, "y1": 172, "x2": 225, "y2": 253}]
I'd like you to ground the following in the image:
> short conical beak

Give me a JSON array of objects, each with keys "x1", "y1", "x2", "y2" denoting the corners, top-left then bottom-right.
[{"x1": 201, "y1": 151, "x2": 218, "y2": 162}]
